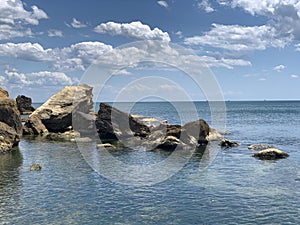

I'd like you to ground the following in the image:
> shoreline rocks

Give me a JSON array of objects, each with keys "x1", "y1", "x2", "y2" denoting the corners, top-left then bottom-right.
[{"x1": 0, "y1": 87, "x2": 22, "y2": 153}]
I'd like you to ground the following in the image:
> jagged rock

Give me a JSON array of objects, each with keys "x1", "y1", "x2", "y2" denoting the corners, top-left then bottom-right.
[
  {"x1": 248, "y1": 144, "x2": 273, "y2": 150},
  {"x1": 23, "y1": 115, "x2": 48, "y2": 135},
  {"x1": 29, "y1": 164, "x2": 42, "y2": 171},
  {"x1": 0, "y1": 122, "x2": 20, "y2": 153},
  {"x1": 220, "y1": 138, "x2": 240, "y2": 148},
  {"x1": 0, "y1": 87, "x2": 8, "y2": 98},
  {"x1": 16, "y1": 95, "x2": 35, "y2": 115},
  {"x1": 0, "y1": 97, "x2": 22, "y2": 136},
  {"x1": 24, "y1": 84, "x2": 94, "y2": 134},
  {"x1": 0, "y1": 88, "x2": 22, "y2": 153},
  {"x1": 252, "y1": 148, "x2": 289, "y2": 160},
  {"x1": 96, "y1": 103, "x2": 150, "y2": 140}
]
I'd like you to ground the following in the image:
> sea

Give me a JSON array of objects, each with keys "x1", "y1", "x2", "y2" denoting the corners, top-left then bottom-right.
[{"x1": 1, "y1": 101, "x2": 300, "y2": 225}]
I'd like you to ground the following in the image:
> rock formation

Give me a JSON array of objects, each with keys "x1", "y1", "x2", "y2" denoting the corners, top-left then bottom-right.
[
  {"x1": 0, "y1": 87, "x2": 22, "y2": 153},
  {"x1": 23, "y1": 84, "x2": 94, "y2": 136},
  {"x1": 16, "y1": 95, "x2": 35, "y2": 115},
  {"x1": 96, "y1": 103, "x2": 210, "y2": 151}
]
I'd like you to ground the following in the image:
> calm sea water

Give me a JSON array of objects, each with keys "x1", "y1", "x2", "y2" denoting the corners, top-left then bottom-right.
[{"x1": 1, "y1": 101, "x2": 300, "y2": 224}]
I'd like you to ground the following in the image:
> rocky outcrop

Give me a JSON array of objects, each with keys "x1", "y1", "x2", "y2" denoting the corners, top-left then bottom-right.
[
  {"x1": 24, "y1": 84, "x2": 94, "y2": 135},
  {"x1": 96, "y1": 103, "x2": 150, "y2": 140},
  {"x1": 0, "y1": 88, "x2": 22, "y2": 153},
  {"x1": 16, "y1": 95, "x2": 35, "y2": 115},
  {"x1": 29, "y1": 163, "x2": 42, "y2": 171},
  {"x1": 96, "y1": 103, "x2": 210, "y2": 151},
  {"x1": 252, "y1": 148, "x2": 289, "y2": 160}
]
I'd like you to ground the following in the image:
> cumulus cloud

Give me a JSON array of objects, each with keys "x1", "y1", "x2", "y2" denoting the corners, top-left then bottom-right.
[
  {"x1": 0, "y1": 0, "x2": 48, "y2": 40},
  {"x1": 295, "y1": 43, "x2": 300, "y2": 51},
  {"x1": 291, "y1": 74, "x2": 299, "y2": 78},
  {"x1": 198, "y1": 0, "x2": 215, "y2": 13},
  {"x1": 94, "y1": 21, "x2": 171, "y2": 42},
  {"x1": 230, "y1": 0, "x2": 300, "y2": 40},
  {"x1": 185, "y1": 24, "x2": 287, "y2": 51},
  {"x1": 69, "y1": 18, "x2": 87, "y2": 28},
  {"x1": 157, "y1": 1, "x2": 169, "y2": 8},
  {"x1": 0, "y1": 41, "x2": 113, "y2": 71},
  {"x1": 4, "y1": 69, "x2": 76, "y2": 86},
  {"x1": 48, "y1": 29, "x2": 63, "y2": 37},
  {"x1": 273, "y1": 64, "x2": 285, "y2": 72}
]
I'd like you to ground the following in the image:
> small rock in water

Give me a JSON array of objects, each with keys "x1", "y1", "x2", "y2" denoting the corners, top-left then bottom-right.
[
  {"x1": 29, "y1": 164, "x2": 42, "y2": 171},
  {"x1": 252, "y1": 148, "x2": 289, "y2": 160},
  {"x1": 97, "y1": 143, "x2": 116, "y2": 149},
  {"x1": 248, "y1": 144, "x2": 273, "y2": 150},
  {"x1": 220, "y1": 138, "x2": 240, "y2": 148}
]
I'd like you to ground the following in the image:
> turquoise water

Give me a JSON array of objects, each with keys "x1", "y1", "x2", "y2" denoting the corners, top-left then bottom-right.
[{"x1": 1, "y1": 101, "x2": 300, "y2": 224}]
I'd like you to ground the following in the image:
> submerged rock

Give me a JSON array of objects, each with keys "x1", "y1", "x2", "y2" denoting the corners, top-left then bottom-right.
[
  {"x1": 220, "y1": 138, "x2": 240, "y2": 148},
  {"x1": 29, "y1": 163, "x2": 42, "y2": 171},
  {"x1": 24, "y1": 84, "x2": 94, "y2": 135},
  {"x1": 0, "y1": 88, "x2": 22, "y2": 153},
  {"x1": 252, "y1": 148, "x2": 289, "y2": 160},
  {"x1": 16, "y1": 95, "x2": 35, "y2": 115},
  {"x1": 248, "y1": 144, "x2": 273, "y2": 151},
  {"x1": 97, "y1": 143, "x2": 116, "y2": 149}
]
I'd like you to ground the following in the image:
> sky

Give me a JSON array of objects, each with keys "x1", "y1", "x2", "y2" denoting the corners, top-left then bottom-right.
[{"x1": 0, "y1": 0, "x2": 300, "y2": 102}]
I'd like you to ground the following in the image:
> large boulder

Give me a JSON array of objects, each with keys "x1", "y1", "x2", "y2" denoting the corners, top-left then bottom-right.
[
  {"x1": 24, "y1": 84, "x2": 94, "y2": 135},
  {"x1": 16, "y1": 95, "x2": 35, "y2": 115},
  {"x1": 96, "y1": 103, "x2": 150, "y2": 140},
  {"x1": 0, "y1": 88, "x2": 22, "y2": 152}
]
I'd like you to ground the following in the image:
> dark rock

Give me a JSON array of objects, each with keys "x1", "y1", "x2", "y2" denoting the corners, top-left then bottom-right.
[
  {"x1": 96, "y1": 103, "x2": 150, "y2": 140},
  {"x1": 16, "y1": 95, "x2": 35, "y2": 115},
  {"x1": 252, "y1": 148, "x2": 289, "y2": 160},
  {"x1": 23, "y1": 115, "x2": 48, "y2": 135},
  {"x1": 0, "y1": 97, "x2": 22, "y2": 136},
  {"x1": 24, "y1": 85, "x2": 94, "y2": 134},
  {"x1": 0, "y1": 88, "x2": 22, "y2": 153},
  {"x1": 0, "y1": 122, "x2": 20, "y2": 153},
  {"x1": 29, "y1": 164, "x2": 42, "y2": 171},
  {"x1": 156, "y1": 136, "x2": 181, "y2": 151},
  {"x1": 220, "y1": 138, "x2": 240, "y2": 148}
]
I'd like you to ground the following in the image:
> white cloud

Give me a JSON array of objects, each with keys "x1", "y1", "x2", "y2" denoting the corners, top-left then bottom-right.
[
  {"x1": 0, "y1": 0, "x2": 48, "y2": 40},
  {"x1": 184, "y1": 23, "x2": 288, "y2": 51},
  {"x1": 291, "y1": 74, "x2": 299, "y2": 78},
  {"x1": 230, "y1": 0, "x2": 300, "y2": 40},
  {"x1": 0, "y1": 41, "x2": 113, "y2": 71},
  {"x1": 175, "y1": 31, "x2": 183, "y2": 38},
  {"x1": 48, "y1": 29, "x2": 63, "y2": 37},
  {"x1": 295, "y1": 43, "x2": 300, "y2": 51},
  {"x1": 94, "y1": 21, "x2": 171, "y2": 42},
  {"x1": 4, "y1": 69, "x2": 76, "y2": 86},
  {"x1": 70, "y1": 18, "x2": 87, "y2": 28},
  {"x1": 259, "y1": 78, "x2": 266, "y2": 81},
  {"x1": 198, "y1": 0, "x2": 215, "y2": 13},
  {"x1": 273, "y1": 64, "x2": 285, "y2": 72},
  {"x1": 157, "y1": 1, "x2": 169, "y2": 8}
]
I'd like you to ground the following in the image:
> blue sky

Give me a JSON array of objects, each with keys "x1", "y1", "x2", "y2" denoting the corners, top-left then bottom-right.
[{"x1": 0, "y1": 0, "x2": 299, "y2": 101}]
